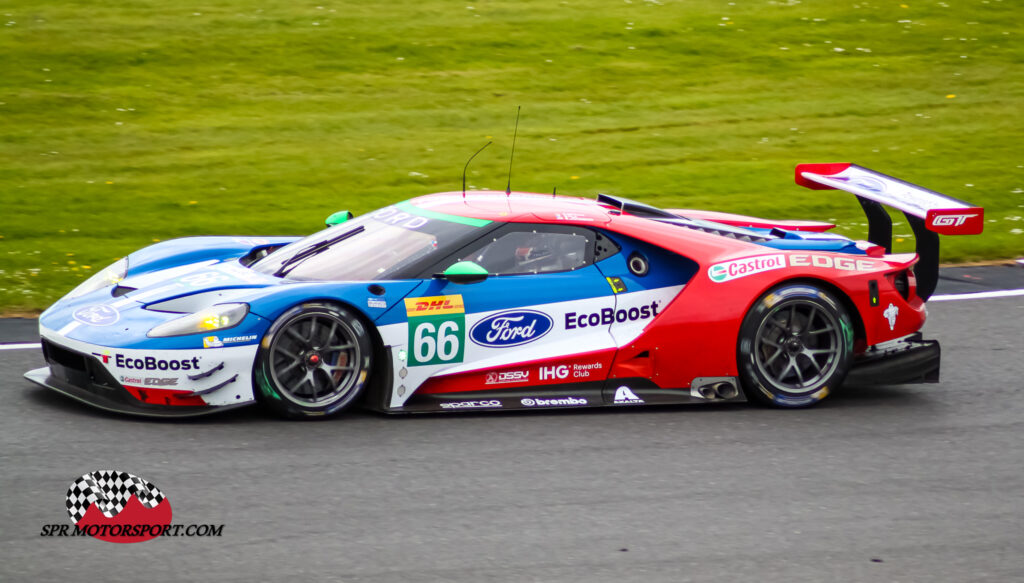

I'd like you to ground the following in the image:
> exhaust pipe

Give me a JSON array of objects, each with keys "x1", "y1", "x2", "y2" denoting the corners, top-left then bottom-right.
[
  {"x1": 692, "y1": 377, "x2": 741, "y2": 401},
  {"x1": 698, "y1": 385, "x2": 718, "y2": 399},
  {"x1": 712, "y1": 382, "x2": 738, "y2": 400}
]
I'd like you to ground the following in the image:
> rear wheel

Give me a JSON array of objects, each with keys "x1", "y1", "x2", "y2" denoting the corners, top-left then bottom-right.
[
  {"x1": 737, "y1": 284, "x2": 854, "y2": 408},
  {"x1": 255, "y1": 303, "x2": 373, "y2": 419}
]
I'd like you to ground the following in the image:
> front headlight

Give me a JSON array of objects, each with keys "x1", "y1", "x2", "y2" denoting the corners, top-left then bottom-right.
[
  {"x1": 65, "y1": 257, "x2": 128, "y2": 299},
  {"x1": 147, "y1": 303, "x2": 249, "y2": 338}
]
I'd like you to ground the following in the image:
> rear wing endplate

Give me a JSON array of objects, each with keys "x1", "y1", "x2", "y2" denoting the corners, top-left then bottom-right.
[{"x1": 796, "y1": 163, "x2": 984, "y2": 300}]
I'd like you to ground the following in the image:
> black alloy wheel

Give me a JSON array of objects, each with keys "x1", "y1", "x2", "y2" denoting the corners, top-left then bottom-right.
[
  {"x1": 255, "y1": 303, "x2": 373, "y2": 419},
  {"x1": 738, "y1": 284, "x2": 854, "y2": 407}
]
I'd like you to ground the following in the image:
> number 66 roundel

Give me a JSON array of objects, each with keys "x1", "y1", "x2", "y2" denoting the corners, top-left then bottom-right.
[{"x1": 404, "y1": 295, "x2": 466, "y2": 367}]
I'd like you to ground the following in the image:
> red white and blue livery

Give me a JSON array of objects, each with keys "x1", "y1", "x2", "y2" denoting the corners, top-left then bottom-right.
[{"x1": 26, "y1": 164, "x2": 984, "y2": 418}]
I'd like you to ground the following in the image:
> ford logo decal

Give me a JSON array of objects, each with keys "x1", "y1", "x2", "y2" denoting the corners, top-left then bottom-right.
[
  {"x1": 470, "y1": 310, "x2": 553, "y2": 348},
  {"x1": 72, "y1": 304, "x2": 120, "y2": 327}
]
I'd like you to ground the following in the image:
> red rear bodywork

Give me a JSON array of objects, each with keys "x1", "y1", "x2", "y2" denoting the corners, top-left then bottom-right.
[{"x1": 404, "y1": 191, "x2": 924, "y2": 391}]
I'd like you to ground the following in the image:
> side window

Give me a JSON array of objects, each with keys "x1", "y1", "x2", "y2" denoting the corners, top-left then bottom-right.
[
  {"x1": 458, "y1": 226, "x2": 595, "y2": 275},
  {"x1": 594, "y1": 231, "x2": 621, "y2": 262}
]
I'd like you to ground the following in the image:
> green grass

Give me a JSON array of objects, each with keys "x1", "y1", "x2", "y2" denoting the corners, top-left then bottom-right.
[{"x1": 1, "y1": 0, "x2": 1021, "y2": 312}]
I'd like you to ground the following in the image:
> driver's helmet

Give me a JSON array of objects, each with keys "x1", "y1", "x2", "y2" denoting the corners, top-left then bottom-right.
[{"x1": 513, "y1": 233, "x2": 559, "y2": 272}]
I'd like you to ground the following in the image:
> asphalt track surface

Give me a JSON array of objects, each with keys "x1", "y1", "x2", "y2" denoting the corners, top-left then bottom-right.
[{"x1": 2, "y1": 265, "x2": 1022, "y2": 582}]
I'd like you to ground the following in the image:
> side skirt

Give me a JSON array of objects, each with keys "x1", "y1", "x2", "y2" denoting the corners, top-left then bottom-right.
[{"x1": 392, "y1": 377, "x2": 746, "y2": 414}]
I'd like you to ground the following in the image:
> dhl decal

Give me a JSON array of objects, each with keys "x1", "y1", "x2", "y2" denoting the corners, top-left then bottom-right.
[{"x1": 404, "y1": 295, "x2": 465, "y2": 317}]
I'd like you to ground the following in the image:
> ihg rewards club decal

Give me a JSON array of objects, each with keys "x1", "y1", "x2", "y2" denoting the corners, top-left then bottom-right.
[{"x1": 40, "y1": 470, "x2": 224, "y2": 543}]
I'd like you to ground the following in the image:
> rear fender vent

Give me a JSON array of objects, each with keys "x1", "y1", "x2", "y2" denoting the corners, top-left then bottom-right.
[{"x1": 892, "y1": 270, "x2": 910, "y2": 300}]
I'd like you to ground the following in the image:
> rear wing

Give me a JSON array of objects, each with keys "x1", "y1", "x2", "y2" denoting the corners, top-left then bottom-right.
[{"x1": 795, "y1": 163, "x2": 985, "y2": 300}]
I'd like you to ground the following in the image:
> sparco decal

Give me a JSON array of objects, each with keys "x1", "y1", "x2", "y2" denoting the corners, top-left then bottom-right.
[
  {"x1": 520, "y1": 396, "x2": 588, "y2": 407},
  {"x1": 708, "y1": 255, "x2": 786, "y2": 283},
  {"x1": 565, "y1": 302, "x2": 661, "y2": 330},
  {"x1": 470, "y1": 310, "x2": 553, "y2": 347},
  {"x1": 94, "y1": 353, "x2": 200, "y2": 371},
  {"x1": 439, "y1": 400, "x2": 502, "y2": 409}
]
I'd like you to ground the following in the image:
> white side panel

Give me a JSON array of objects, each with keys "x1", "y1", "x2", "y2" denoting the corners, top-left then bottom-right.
[{"x1": 378, "y1": 286, "x2": 683, "y2": 408}]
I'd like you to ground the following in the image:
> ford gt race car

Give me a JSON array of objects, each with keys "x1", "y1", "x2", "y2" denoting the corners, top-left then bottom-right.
[{"x1": 25, "y1": 164, "x2": 984, "y2": 418}]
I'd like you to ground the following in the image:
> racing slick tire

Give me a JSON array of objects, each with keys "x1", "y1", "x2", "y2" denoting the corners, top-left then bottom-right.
[
  {"x1": 737, "y1": 283, "x2": 854, "y2": 408},
  {"x1": 255, "y1": 303, "x2": 373, "y2": 419}
]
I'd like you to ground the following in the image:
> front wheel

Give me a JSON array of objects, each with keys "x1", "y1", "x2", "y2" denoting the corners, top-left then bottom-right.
[
  {"x1": 737, "y1": 284, "x2": 854, "y2": 408},
  {"x1": 255, "y1": 303, "x2": 373, "y2": 419}
]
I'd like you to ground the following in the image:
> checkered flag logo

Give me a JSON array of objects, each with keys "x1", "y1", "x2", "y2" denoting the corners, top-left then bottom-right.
[{"x1": 66, "y1": 470, "x2": 166, "y2": 524}]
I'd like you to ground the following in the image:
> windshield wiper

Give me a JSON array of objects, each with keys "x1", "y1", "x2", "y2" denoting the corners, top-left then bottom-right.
[{"x1": 272, "y1": 225, "x2": 365, "y2": 278}]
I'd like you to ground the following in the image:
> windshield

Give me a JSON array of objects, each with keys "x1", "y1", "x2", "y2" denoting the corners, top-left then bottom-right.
[{"x1": 251, "y1": 203, "x2": 491, "y2": 281}]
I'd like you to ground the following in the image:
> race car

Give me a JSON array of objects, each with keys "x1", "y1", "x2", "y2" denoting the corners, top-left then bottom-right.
[{"x1": 25, "y1": 163, "x2": 984, "y2": 418}]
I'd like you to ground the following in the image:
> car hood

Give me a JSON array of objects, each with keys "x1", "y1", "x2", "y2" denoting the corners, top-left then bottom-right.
[
  {"x1": 38, "y1": 260, "x2": 278, "y2": 348},
  {"x1": 40, "y1": 259, "x2": 423, "y2": 350},
  {"x1": 120, "y1": 260, "x2": 283, "y2": 312}
]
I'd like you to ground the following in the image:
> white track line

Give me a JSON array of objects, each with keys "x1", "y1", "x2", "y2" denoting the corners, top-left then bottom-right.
[
  {"x1": 0, "y1": 343, "x2": 41, "y2": 351},
  {"x1": 930, "y1": 289, "x2": 1024, "y2": 302}
]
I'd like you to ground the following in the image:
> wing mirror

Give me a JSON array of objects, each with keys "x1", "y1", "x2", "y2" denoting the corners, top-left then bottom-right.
[
  {"x1": 325, "y1": 210, "x2": 354, "y2": 227},
  {"x1": 439, "y1": 261, "x2": 489, "y2": 284}
]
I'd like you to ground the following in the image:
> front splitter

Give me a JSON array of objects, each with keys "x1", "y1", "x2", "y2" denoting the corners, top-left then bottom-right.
[{"x1": 24, "y1": 367, "x2": 252, "y2": 418}]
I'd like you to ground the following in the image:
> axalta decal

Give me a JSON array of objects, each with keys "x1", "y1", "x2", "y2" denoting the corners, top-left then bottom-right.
[
  {"x1": 405, "y1": 295, "x2": 466, "y2": 367},
  {"x1": 565, "y1": 302, "x2": 661, "y2": 330},
  {"x1": 94, "y1": 353, "x2": 201, "y2": 371},
  {"x1": 470, "y1": 310, "x2": 553, "y2": 348},
  {"x1": 709, "y1": 254, "x2": 879, "y2": 283}
]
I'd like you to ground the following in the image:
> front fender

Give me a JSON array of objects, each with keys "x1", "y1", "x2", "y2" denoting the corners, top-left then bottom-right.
[
  {"x1": 127, "y1": 236, "x2": 300, "y2": 277},
  {"x1": 243, "y1": 280, "x2": 427, "y2": 325}
]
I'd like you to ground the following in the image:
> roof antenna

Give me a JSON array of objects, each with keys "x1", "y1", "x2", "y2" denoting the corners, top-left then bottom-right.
[
  {"x1": 505, "y1": 106, "x2": 521, "y2": 196},
  {"x1": 462, "y1": 141, "x2": 492, "y2": 199},
  {"x1": 552, "y1": 186, "x2": 556, "y2": 198}
]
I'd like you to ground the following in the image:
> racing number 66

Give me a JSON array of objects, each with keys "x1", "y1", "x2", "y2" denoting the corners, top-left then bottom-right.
[
  {"x1": 409, "y1": 316, "x2": 465, "y2": 366},
  {"x1": 413, "y1": 321, "x2": 459, "y2": 362}
]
